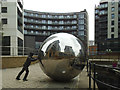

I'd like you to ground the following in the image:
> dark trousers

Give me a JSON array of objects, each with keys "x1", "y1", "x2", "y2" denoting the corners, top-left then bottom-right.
[{"x1": 16, "y1": 67, "x2": 29, "y2": 80}]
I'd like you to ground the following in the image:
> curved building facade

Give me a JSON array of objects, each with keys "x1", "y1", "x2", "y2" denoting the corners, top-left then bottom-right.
[{"x1": 24, "y1": 9, "x2": 88, "y2": 54}]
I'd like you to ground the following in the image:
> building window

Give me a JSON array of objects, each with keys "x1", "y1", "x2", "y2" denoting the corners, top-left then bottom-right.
[
  {"x1": 111, "y1": 21, "x2": 114, "y2": 25},
  {"x1": 31, "y1": 31, "x2": 34, "y2": 33},
  {"x1": 111, "y1": 7, "x2": 115, "y2": 12},
  {"x1": 100, "y1": 3, "x2": 108, "y2": 8},
  {"x1": 31, "y1": 25, "x2": 33, "y2": 28},
  {"x1": 91, "y1": 48, "x2": 94, "y2": 51},
  {"x1": 111, "y1": 14, "x2": 115, "y2": 19},
  {"x1": 36, "y1": 31, "x2": 38, "y2": 34},
  {"x1": 95, "y1": 15, "x2": 99, "y2": 19},
  {"x1": 72, "y1": 20, "x2": 77, "y2": 24},
  {"x1": 79, "y1": 13, "x2": 84, "y2": 18},
  {"x1": 31, "y1": 19, "x2": 33, "y2": 22},
  {"x1": 100, "y1": 10, "x2": 106, "y2": 15},
  {"x1": 42, "y1": 26, "x2": 46, "y2": 29},
  {"x1": 111, "y1": 1, "x2": 115, "y2": 5},
  {"x1": 72, "y1": 26, "x2": 77, "y2": 29},
  {"x1": 59, "y1": 15, "x2": 64, "y2": 19},
  {"x1": 111, "y1": 34, "x2": 114, "y2": 38},
  {"x1": 35, "y1": 25, "x2": 38, "y2": 28},
  {"x1": 1, "y1": 7, "x2": 7, "y2": 13},
  {"x1": 48, "y1": 20, "x2": 52, "y2": 24},
  {"x1": 2, "y1": 36, "x2": 10, "y2": 55},
  {"x1": 35, "y1": 14, "x2": 38, "y2": 17},
  {"x1": 73, "y1": 15, "x2": 77, "y2": 18},
  {"x1": 2, "y1": 18, "x2": 7, "y2": 24},
  {"x1": 31, "y1": 13, "x2": 34, "y2": 16},
  {"x1": 59, "y1": 21, "x2": 64, "y2": 24},
  {"x1": 59, "y1": 26, "x2": 64, "y2": 30},
  {"x1": 18, "y1": 37, "x2": 23, "y2": 55},
  {"x1": 48, "y1": 15, "x2": 52, "y2": 18},
  {"x1": 79, "y1": 25, "x2": 84, "y2": 30},
  {"x1": 42, "y1": 20, "x2": 46, "y2": 24},
  {"x1": 111, "y1": 27, "x2": 114, "y2": 32},
  {"x1": 48, "y1": 26, "x2": 52, "y2": 30},
  {"x1": 35, "y1": 42, "x2": 42, "y2": 49},
  {"x1": 78, "y1": 31, "x2": 84, "y2": 35},
  {"x1": 79, "y1": 20, "x2": 84, "y2": 24},
  {"x1": 18, "y1": 37, "x2": 23, "y2": 47},
  {"x1": 67, "y1": 26, "x2": 70, "y2": 29},
  {"x1": 42, "y1": 15, "x2": 46, "y2": 18},
  {"x1": 95, "y1": 9, "x2": 99, "y2": 14},
  {"x1": 67, "y1": 15, "x2": 70, "y2": 18},
  {"x1": 54, "y1": 15, "x2": 58, "y2": 18}
]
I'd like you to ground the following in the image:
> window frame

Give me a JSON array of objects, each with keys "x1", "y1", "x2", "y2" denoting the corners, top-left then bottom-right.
[
  {"x1": 2, "y1": 18, "x2": 7, "y2": 24},
  {"x1": 1, "y1": 7, "x2": 7, "y2": 13}
]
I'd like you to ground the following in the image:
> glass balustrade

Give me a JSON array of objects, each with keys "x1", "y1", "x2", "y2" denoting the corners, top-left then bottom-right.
[
  {"x1": 24, "y1": 12, "x2": 77, "y2": 19},
  {"x1": 25, "y1": 19, "x2": 77, "y2": 25},
  {"x1": 25, "y1": 25, "x2": 77, "y2": 31}
]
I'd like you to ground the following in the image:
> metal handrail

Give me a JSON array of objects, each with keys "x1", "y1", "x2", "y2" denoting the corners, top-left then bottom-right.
[
  {"x1": 89, "y1": 62, "x2": 120, "y2": 90},
  {"x1": 1, "y1": 46, "x2": 38, "y2": 56},
  {"x1": 91, "y1": 77, "x2": 120, "y2": 90}
]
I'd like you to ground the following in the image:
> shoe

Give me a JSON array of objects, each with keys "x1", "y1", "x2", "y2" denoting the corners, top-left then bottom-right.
[
  {"x1": 16, "y1": 77, "x2": 20, "y2": 80},
  {"x1": 23, "y1": 79, "x2": 28, "y2": 81}
]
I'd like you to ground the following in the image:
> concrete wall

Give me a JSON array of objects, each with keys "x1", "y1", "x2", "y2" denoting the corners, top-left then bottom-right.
[
  {"x1": 108, "y1": 1, "x2": 118, "y2": 39},
  {"x1": 2, "y1": 56, "x2": 39, "y2": 69}
]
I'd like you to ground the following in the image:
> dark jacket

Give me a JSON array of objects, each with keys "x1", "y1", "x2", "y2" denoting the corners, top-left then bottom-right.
[{"x1": 23, "y1": 56, "x2": 37, "y2": 69}]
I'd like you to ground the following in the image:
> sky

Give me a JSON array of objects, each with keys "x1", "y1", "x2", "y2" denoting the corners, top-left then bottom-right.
[{"x1": 23, "y1": 0, "x2": 101, "y2": 40}]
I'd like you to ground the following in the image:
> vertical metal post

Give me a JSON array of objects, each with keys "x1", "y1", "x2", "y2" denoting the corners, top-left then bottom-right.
[
  {"x1": 89, "y1": 62, "x2": 91, "y2": 89},
  {"x1": 93, "y1": 63, "x2": 96, "y2": 90},
  {"x1": 87, "y1": 58, "x2": 88, "y2": 72}
]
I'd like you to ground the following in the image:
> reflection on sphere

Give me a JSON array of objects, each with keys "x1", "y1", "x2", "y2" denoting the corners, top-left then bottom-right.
[{"x1": 38, "y1": 33, "x2": 85, "y2": 81}]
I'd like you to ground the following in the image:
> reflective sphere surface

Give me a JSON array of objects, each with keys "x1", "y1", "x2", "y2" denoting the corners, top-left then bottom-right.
[{"x1": 38, "y1": 33, "x2": 85, "y2": 81}]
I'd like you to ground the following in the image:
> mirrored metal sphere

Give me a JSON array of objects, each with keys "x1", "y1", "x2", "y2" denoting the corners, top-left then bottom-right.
[{"x1": 38, "y1": 33, "x2": 85, "y2": 81}]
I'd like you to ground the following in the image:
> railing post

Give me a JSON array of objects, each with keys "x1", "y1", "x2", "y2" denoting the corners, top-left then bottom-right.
[
  {"x1": 89, "y1": 62, "x2": 91, "y2": 90},
  {"x1": 87, "y1": 58, "x2": 89, "y2": 72},
  {"x1": 93, "y1": 63, "x2": 96, "y2": 90}
]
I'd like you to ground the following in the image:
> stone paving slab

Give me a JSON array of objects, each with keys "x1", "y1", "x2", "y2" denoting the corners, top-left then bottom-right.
[{"x1": 1, "y1": 63, "x2": 97, "y2": 89}]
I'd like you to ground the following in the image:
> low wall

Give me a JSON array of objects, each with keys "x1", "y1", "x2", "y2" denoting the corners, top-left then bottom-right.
[
  {"x1": 1, "y1": 56, "x2": 39, "y2": 69},
  {"x1": 90, "y1": 61, "x2": 118, "y2": 65},
  {"x1": 89, "y1": 55, "x2": 120, "y2": 59}
]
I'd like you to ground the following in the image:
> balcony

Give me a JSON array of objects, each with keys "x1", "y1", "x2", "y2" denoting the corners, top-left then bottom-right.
[
  {"x1": 24, "y1": 30, "x2": 77, "y2": 37},
  {"x1": 24, "y1": 25, "x2": 77, "y2": 31},
  {"x1": 24, "y1": 13, "x2": 77, "y2": 20},
  {"x1": 25, "y1": 32, "x2": 50, "y2": 36},
  {"x1": 99, "y1": 11, "x2": 108, "y2": 16},
  {"x1": 99, "y1": 3, "x2": 108, "y2": 9},
  {"x1": 24, "y1": 19, "x2": 77, "y2": 25}
]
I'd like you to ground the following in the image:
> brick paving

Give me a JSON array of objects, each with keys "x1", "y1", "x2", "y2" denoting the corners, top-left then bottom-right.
[{"x1": 1, "y1": 63, "x2": 96, "y2": 89}]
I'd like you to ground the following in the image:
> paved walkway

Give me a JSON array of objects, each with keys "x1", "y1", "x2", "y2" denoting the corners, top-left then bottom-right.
[{"x1": 2, "y1": 63, "x2": 97, "y2": 89}]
